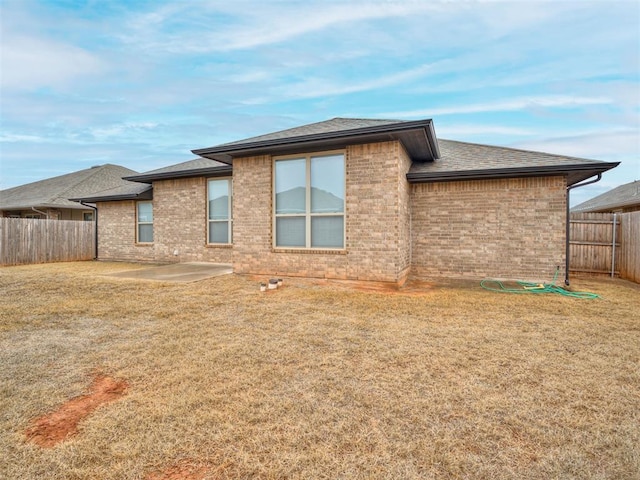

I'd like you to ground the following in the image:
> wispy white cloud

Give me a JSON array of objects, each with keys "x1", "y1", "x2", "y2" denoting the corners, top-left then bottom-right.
[
  {"x1": 275, "y1": 62, "x2": 437, "y2": 100},
  {"x1": 379, "y1": 96, "x2": 615, "y2": 118},
  {"x1": 120, "y1": 2, "x2": 445, "y2": 53},
  {"x1": 512, "y1": 129, "x2": 640, "y2": 161},
  {"x1": 0, "y1": 33, "x2": 109, "y2": 91},
  {"x1": 89, "y1": 122, "x2": 160, "y2": 140},
  {"x1": 436, "y1": 124, "x2": 535, "y2": 137},
  {"x1": 0, "y1": 133, "x2": 48, "y2": 143}
]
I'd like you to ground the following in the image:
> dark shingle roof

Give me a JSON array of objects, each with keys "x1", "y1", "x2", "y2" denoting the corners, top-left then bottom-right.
[
  {"x1": 216, "y1": 117, "x2": 403, "y2": 147},
  {"x1": 407, "y1": 139, "x2": 619, "y2": 186},
  {"x1": 571, "y1": 180, "x2": 640, "y2": 212},
  {"x1": 192, "y1": 117, "x2": 439, "y2": 163},
  {"x1": 124, "y1": 158, "x2": 231, "y2": 183},
  {"x1": 0, "y1": 164, "x2": 139, "y2": 210}
]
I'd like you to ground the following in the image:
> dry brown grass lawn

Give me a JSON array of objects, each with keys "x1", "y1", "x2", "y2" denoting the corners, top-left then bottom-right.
[{"x1": 0, "y1": 261, "x2": 638, "y2": 479}]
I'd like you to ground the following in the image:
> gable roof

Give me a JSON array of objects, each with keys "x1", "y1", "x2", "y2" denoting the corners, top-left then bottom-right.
[
  {"x1": 571, "y1": 180, "x2": 640, "y2": 212},
  {"x1": 0, "y1": 164, "x2": 139, "y2": 211},
  {"x1": 407, "y1": 139, "x2": 619, "y2": 186},
  {"x1": 124, "y1": 158, "x2": 231, "y2": 184},
  {"x1": 192, "y1": 117, "x2": 440, "y2": 164}
]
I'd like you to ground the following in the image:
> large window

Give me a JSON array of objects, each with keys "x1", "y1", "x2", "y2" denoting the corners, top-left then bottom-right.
[
  {"x1": 136, "y1": 201, "x2": 153, "y2": 243},
  {"x1": 274, "y1": 152, "x2": 345, "y2": 249},
  {"x1": 208, "y1": 178, "x2": 232, "y2": 244}
]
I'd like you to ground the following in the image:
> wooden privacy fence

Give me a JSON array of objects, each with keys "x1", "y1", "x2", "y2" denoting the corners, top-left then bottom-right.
[
  {"x1": 570, "y1": 212, "x2": 640, "y2": 283},
  {"x1": 0, "y1": 218, "x2": 95, "y2": 266}
]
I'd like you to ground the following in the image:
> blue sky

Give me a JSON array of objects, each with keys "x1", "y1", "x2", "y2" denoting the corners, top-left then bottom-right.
[{"x1": 0, "y1": 0, "x2": 638, "y2": 206}]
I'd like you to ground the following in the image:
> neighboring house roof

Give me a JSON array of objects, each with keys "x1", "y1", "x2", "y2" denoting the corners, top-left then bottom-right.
[
  {"x1": 571, "y1": 180, "x2": 640, "y2": 213},
  {"x1": 124, "y1": 158, "x2": 231, "y2": 184},
  {"x1": 0, "y1": 164, "x2": 140, "y2": 211},
  {"x1": 407, "y1": 139, "x2": 619, "y2": 186},
  {"x1": 192, "y1": 117, "x2": 440, "y2": 164}
]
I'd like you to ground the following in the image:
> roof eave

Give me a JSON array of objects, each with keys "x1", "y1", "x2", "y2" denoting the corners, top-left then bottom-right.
[
  {"x1": 191, "y1": 119, "x2": 439, "y2": 163},
  {"x1": 407, "y1": 162, "x2": 620, "y2": 185},
  {"x1": 124, "y1": 166, "x2": 233, "y2": 183},
  {"x1": 0, "y1": 203, "x2": 89, "y2": 211},
  {"x1": 70, "y1": 189, "x2": 154, "y2": 203}
]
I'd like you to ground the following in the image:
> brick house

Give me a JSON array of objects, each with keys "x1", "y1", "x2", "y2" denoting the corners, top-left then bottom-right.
[{"x1": 73, "y1": 118, "x2": 618, "y2": 282}]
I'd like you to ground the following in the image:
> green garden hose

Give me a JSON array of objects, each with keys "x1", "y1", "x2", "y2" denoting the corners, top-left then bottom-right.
[{"x1": 480, "y1": 268, "x2": 599, "y2": 299}]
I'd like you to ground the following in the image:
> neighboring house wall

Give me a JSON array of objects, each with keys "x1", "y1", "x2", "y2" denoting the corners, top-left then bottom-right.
[
  {"x1": 232, "y1": 141, "x2": 411, "y2": 282},
  {"x1": 0, "y1": 208, "x2": 92, "y2": 220},
  {"x1": 411, "y1": 176, "x2": 566, "y2": 280},
  {"x1": 605, "y1": 204, "x2": 640, "y2": 214}
]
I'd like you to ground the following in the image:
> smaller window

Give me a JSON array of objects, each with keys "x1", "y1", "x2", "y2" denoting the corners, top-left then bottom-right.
[
  {"x1": 137, "y1": 202, "x2": 153, "y2": 243},
  {"x1": 207, "y1": 178, "x2": 232, "y2": 244},
  {"x1": 83, "y1": 212, "x2": 94, "y2": 221}
]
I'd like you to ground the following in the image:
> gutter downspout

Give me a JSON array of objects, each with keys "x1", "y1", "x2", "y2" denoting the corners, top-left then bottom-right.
[
  {"x1": 565, "y1": 174, "x2": 602, "y2": 286},
  {"x1": 31, "y1": 207, "x2": 48, "y2": 218},
  {"x1": 80, "y1": 201, "x2": 98, "y2": 260}
]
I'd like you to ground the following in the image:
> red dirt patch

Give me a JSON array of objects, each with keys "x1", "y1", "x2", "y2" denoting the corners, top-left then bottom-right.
[{"x1": 25, "y1": 375, "x2": 128, "y2": 448}]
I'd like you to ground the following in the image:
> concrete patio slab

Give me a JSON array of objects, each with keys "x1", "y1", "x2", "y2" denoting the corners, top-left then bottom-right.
[{"x1": 107, "y1": 263, "x2": 233, "y2": 283}]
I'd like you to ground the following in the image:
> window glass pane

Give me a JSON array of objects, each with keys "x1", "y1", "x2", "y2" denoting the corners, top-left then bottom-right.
[
  {"x1": 275, "y1": 158, "x2": 306, "y2": 214},
  {"x1": 311, "y1": 154, "x2": 344, "y2": 213},
  {"x1": 276, "y1": 216, "x2": 305, "y2": 247},
  {"x1": 208, "y1": 179, "x2": 229, "y2": 220},
  {"x1": 311, "y1": 216, "x2": 344, "y2": 248},
  {"x1": 137, "y1": 202, "x2": 153, "y2": 222},
  {"x1": 209, "y1": 221, "x2": 229, "y2": 244},
  {"x1": 138, "y1": 224, "x2": 153, "y2": 243}
]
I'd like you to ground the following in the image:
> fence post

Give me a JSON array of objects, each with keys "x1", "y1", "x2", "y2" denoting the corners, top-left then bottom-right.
[{"x1": 611, "y1": 213, "x2": 617, "y2": 277}]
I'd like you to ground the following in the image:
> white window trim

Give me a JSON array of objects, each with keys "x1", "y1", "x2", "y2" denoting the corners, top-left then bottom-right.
[
  {"x1": 273, "y1": 150, "x2": 346, "y2": 250},
  {"x1": 136, "y1": 201, "x2": 153, "y2": 244},
  {"x1": 207, "y1": 177, "x2": 233, "y2": 245}
]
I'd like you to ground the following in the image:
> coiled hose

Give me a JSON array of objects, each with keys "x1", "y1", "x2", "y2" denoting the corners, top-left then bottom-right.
[{"x1": 480, "y1": 267, "x2": 599, "y2": 299}]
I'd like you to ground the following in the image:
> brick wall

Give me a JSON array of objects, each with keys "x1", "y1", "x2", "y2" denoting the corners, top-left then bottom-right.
[
  {"x1": 96, "y1": 200, "x2": 156, "y2": 262},
  {"x1": 397, "y1": 144, "x2": 412, "y2": 284},
  {"x1": 232, "y1": 141, "x2": 410, "y2": 282},
  {"x1": 410, "y1": 176, "x2": 567, "y2": 281},
  {"x1": 96, "y1": 177, "x2": 232, "y2": 264}
]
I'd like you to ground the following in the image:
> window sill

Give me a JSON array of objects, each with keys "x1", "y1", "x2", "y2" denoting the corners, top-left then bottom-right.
[
  {"x1": 135, "y1": 243, "x2": 153, "y2": 246},
  {"x1": 206, "y1": 244, "x2": 233, "y2": 249},
  {"x1": 272, "y1": 248, "x2": 347, "y2": 255}
]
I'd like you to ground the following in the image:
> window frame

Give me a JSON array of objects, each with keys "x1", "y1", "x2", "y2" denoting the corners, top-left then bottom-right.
[
  {"x1": 272, "y1": 150, "x2": 346, "y2": 250},
  {"x1": 206, "y1": 177, "x2": 233, "y2": 245},
  {"x1": 136, "y1": 201, "x2": 154, "y2": 244}
]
